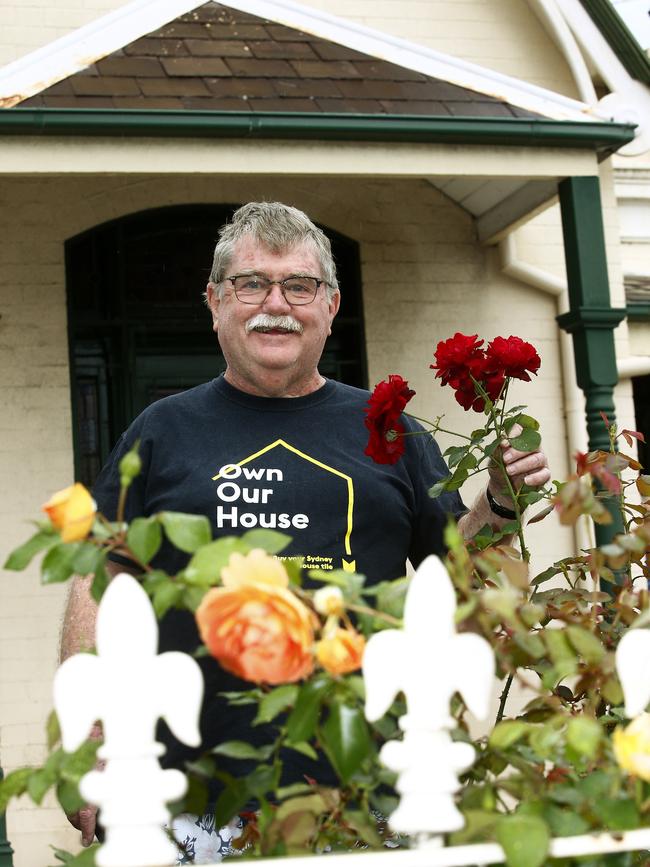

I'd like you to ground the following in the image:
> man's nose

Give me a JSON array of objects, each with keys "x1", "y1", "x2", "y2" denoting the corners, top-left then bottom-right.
[{"x1": 262, "y1": 283, "x2": 292, "y2": 311}]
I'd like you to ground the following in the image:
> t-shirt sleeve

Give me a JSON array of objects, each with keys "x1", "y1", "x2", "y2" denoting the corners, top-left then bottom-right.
[{"x1": 407, "y1": 432, "x2": 467, "y2": 569}]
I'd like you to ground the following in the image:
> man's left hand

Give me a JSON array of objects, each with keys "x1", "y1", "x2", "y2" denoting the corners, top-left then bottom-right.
[{"x1": 488, "y1": 424, "x2": 551, "y2": 505}]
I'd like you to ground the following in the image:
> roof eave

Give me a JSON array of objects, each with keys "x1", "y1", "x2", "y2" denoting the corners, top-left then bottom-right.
[{"x1": 0, "y1": 108, "x2": 636, "y2": 158}]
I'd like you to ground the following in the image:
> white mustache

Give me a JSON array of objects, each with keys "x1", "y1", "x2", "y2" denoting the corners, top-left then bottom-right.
[{"x1": 245, "y1": 314, "x2": 303, "y2": 335}]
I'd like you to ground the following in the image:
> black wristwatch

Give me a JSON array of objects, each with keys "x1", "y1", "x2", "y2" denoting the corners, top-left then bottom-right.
[{"x1": 486, "y1": 487, "x2": 518, "y2": 520}]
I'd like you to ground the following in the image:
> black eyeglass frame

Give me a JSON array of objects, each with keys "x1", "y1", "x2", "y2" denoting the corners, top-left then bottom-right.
[{"x1": 225, "y1": 273, "x2": 332, "y2": 306}]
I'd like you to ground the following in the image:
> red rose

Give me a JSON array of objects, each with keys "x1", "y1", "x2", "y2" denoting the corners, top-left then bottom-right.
[
  {"x1": 364, "y1": 375, "x2": 415, "y2": 464},
  {"x1": 431, "y1": 334, "x2": 505, "y2": 412},
  {"x1": 485, "y1": 336, "x2": 540, "y2": 382},
  {"x1": 431, "y1": 333, "x2": 484, "y2": 389}
]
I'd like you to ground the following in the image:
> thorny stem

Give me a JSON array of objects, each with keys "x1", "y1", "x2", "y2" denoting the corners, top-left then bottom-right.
[{"x1": 496, "y1": 673, "x2": 514, "y2": 724}]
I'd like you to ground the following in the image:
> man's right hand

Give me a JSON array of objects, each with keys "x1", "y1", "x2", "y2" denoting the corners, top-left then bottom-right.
[{"x1": 67, "y1": 803, "x2": 98, "y2": 847}]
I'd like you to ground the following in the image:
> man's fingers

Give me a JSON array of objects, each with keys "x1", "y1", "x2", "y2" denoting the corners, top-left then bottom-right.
[
  {"x1": 503, "y1": 452, "x2": 548, "y2": 478},
  {"x1": 67, "y1": 805, "x2": 97, "y2": 847},
  {"x1": 522, "y1": 467, "x2": 552, "y2": 488}
]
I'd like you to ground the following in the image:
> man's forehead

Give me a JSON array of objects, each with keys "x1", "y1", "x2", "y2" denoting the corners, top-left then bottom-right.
[{"x1": 229, "y1": 236, "x2": 320, "y2": 271}]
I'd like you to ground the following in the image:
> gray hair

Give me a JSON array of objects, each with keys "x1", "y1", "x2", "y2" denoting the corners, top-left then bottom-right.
[{"x1": 209, "y1": 202, "x2": 339, "y2": 299}]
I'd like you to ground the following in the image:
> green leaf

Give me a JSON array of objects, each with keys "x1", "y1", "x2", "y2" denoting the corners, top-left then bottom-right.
[
  {"x1": 60, "y1": 740, "x2": 101, "y2": 782},
  {"x1": 458, "y1": 453, "x2": 478, "y2": 472},
  {"x1": 4, "y1": 529, "x2": 57, "y2": 570},
  {"x1": 50, "y1": 845, "x2": 75, "y2": 864},
  {"x1": 285, "y1": 741, "x2": 318, "y2": 761},
  {"x1": 566, "y1": 716, "x2": 602, "y2": 758},
  {"x1": 212, "y1": 741, "x2": 274, "y2": 761},
  {"x1": 0, "y1": 767, "x2": 32, "y2": 812},
  {"x1": 27, "y1": 768, "x2": 55, "y2": 805},
  {"x1": 90, "y1": 554, "x2": 109, "y2": 604},
  {"x1": 55, "y1": 780, "x2": 84, "y2": 816},
  {"x1": 320, "y1": 703, "x2": 371, "y2": 784},
  {"x1": 515, "y1": 414, "x2": 540, "y2": 432},
  {"x1": 592, "y1": 797, "x2": 640, "y2": 831},
  {"x1": 50, "y1": 843, "x2": 100, "y2": 866},
  {"x1": 212, "y1": 774, "x2": 250, "y2": 832},
  {"x1": 241, "y1": 529, "x2": 291, "y2": 554},
  {"x1": 47, "y1": 711, "x2": 61, "y2": 750},
  {"x1": 543, "y1": 804, "x2": 589, "y2": 837},
  {"x1": 286, "y1": 676, "x2": 331, "y2": 744},
  {"x1": 253, "y1": 685, "x2": 298, "y2": 725},
  {"x1": 245, "y1": 763, "x2": 280, "y2": 798},
  {"x1": 566, "y1": 625, "x2": 605, "y2": 664},
  {"x1": 184, "y1": 537, "x2": 243, "y2": 587},
  {"x1": 496, "y1": 814, "x2": 550, "y2": 867},
  {"x1": 152, "y1": 581, "x2": 183, "y2": 619},
  {"x1": 444, "y1": 445, "x2": 468, "y2": 469},
  {"x1": 127, "y1": 517, "x2": 162, "y2": 565},
  {"x1": 72, "y1": 543, "x2": 102, "y2": 576},
  {"x1": 489, "y1": 720, "x2": 530, "y2": 749},
  {"x1": 41, "y1": 543, "x2": 79, "y2": 584},
  {"x1": 509, "y1": 427, "x2": 542, "y2": 453},
  {"x1": 513, "y1": 632, "x2": 545, "y2": 659},
  {"x1": 429, "y1": 476, "x2": 452, "y2": 499},
  {"x1": 159, "y1": 512, "x2": 211, "y2": 553}
]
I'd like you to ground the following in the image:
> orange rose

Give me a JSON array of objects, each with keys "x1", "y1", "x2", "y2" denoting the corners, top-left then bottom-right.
[
  {"x1": 316, "y1": 627, "x2": 365, "y2": 676},
  {"x1": 42, "y1": 483, "x2": 96, "y2": 543},
  {"x1": 195, "y1": 549, "x2": 315, "y2": 685}
]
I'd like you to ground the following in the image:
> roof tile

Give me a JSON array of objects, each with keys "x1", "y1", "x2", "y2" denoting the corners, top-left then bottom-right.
[
  {"x1": 138, "y1": 77, "x2": 211, "y2": 96},
  {"x1": 18, "y1": 0, "x2": 544, "y2": 121},
  {"x1": 225, "y1": 57, "x2": 297, "y2": 77},
  {"x1": 290, "y1": 60, "x2": 362, "y2": 79},
  {"x1": 70, "y1": 76, "x2": 142, "y2": 96},
  {"x1": 160, "y1": 57, "x2": 232, "y2": 77},
  {"x1": 184, "y1": 38, "x2": 252, "y2": 57},
  {"x1": 248, "y1": 40, "x2": 318, "y2": 60}
]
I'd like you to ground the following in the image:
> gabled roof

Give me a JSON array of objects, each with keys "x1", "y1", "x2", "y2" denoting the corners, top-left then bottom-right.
[
  {"x1": 0, "y1": 0, "x2": 592, "y2": 120},
  {"x1": 16, "y1": 3, "x2": 540, "y2": 117}
]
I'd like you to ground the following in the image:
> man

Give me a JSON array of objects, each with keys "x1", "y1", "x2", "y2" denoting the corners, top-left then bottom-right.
[{"x1": 61, "y1": 201, "x2": 550, "y2": 859}]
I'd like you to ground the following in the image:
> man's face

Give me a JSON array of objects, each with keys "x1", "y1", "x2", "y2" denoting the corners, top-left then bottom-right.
[{"x1": 206, "y1": 235, "x2": 340, "y2": 396}]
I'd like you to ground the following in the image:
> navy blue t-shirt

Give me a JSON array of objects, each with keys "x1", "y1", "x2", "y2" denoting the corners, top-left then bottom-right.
[{"x1": 93, "y1": 376, "x2": 464, "y2": 790}]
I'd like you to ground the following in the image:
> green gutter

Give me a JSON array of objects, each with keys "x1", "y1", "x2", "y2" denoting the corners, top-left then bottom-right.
[
  {"x1": 0, "y1": 108, "x2": 636, "y2": 156},
  {"x1": 580, "y1": 0, "x2": 650, "y2": 85}
]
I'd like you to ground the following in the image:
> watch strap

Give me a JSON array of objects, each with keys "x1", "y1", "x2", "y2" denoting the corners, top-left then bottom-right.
[{"x1": 486, "y1": 487, "x2": 517, "y2": 520}]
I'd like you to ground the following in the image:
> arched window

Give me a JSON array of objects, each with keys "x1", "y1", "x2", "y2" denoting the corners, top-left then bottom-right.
[{"x1": 65, "y1": 204, "x2": 367, "y2": 486}]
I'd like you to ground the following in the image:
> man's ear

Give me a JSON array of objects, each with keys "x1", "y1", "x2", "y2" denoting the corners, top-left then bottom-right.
[
  {"x1": 327, "y1": 290, "x2": 341, "y2": 336},
  {"x1": 206, "y1": 283, "x2": 220, "y2": 333}
]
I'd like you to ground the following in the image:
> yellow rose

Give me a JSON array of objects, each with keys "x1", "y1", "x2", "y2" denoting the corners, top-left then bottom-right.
[
  {"x1": 196, "y1": 549, "x2": 316, "y2": 685},
  {"x1": 42, "y1": 483, "x2": 96, "y2": 543},
  {"x1": 613, "y1": 713, "x2": 650, "y2": 781},
  {"x1": 316, "y1": 627, "x2": 365, "y2": 676}
]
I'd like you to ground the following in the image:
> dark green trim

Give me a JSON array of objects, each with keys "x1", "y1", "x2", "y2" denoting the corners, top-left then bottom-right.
[
  {"x1": 557, "y1": 306, "x2": 626, "y2": 331},
  {"x1": 580, "y1": 0, "x2": 650, "y2": 85},
  {"x1": 0, "y1": 108, "x2": 636, "y2": 155},
  {"x1": 557, "y1": 176, "x2": 625, "y2": 546},
  {"x1": 627, "y1": 303, "x2": 650, "y2": 321},
  {"x1": 0, "y1": 769, "x2": 14, "y2": 867}
]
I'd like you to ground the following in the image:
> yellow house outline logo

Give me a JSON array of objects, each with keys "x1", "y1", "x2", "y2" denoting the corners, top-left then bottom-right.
[{"x1": 212, "y1": 439, "x2": 355, "y2": 570}]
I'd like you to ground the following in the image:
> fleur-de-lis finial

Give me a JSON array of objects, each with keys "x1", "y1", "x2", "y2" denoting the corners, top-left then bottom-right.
[
  {"x1": 54, "y1": 573, "x2": 204, "y2": 867},
  {"x1": 363, "y1": 555, "x2": 494, "y2": 837}
]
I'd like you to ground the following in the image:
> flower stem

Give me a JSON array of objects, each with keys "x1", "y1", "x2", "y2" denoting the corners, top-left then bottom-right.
[{"x1": 496, "y1": 673, "x2": 514, "y2": 723}]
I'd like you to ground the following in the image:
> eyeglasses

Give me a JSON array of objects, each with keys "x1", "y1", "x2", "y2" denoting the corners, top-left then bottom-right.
[{"x1": 226, "y1": 274, "x2": 330, "y2": 306}]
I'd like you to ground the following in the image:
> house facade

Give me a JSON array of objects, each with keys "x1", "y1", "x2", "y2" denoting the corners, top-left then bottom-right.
[{"x1": 1, "y1": 1, "x2": 649, "y2": 864}]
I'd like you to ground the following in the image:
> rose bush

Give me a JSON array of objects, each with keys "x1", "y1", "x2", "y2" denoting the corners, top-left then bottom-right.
[{"x1": 2, "y1": 333, "x2": 650, "y2": 867}]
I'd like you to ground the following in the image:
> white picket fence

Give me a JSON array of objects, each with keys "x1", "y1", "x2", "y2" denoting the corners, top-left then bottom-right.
[{"x1": 53, "y1": 557, "x2": 650, "y2": 867}]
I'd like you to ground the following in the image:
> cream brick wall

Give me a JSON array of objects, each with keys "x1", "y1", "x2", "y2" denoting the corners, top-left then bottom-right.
[
  {"x1": 0, "y1": 0, "x2": 579, "y2": 98},
  {"x1": 0, "y1": 172, "x2": 583, "y2": 865}
]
